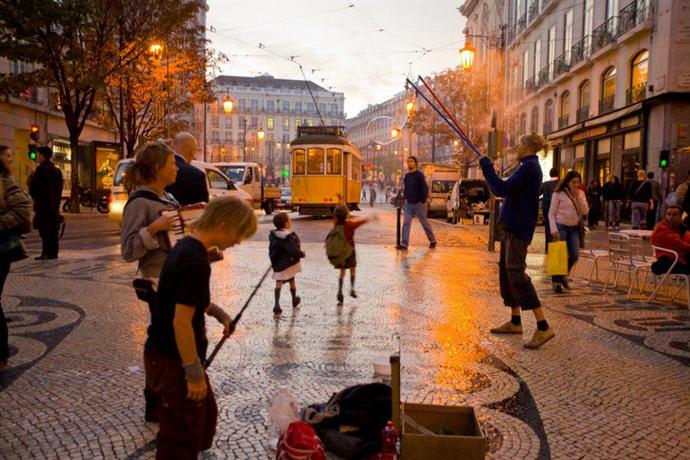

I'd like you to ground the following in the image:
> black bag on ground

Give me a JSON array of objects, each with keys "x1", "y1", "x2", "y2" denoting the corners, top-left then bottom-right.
[{"x1": 303, "y1": 383, "x2": 392, "y2": 459}]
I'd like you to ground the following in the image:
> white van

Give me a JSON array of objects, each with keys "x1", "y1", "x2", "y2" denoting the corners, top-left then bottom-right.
[{"x1": 109, "y1": 158, "x2": 253, "y2": 223}]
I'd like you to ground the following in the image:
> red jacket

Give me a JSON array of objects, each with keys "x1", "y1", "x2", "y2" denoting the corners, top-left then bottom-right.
[{"x1": 651, "y1": 220, "x2": 690, "y2": 265}]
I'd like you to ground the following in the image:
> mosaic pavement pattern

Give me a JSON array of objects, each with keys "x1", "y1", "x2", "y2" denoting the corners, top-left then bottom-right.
[{"x1": 1, "y1": 210, "x2": 689, "y2": 459}]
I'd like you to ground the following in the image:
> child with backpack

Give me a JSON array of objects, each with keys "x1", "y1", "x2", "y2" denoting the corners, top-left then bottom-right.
[
  {"x1": 326, "y1": 205, "x2": 373, "y2": 306},
  {"x1": 269, "y1": 212, "x2": 305, "y2": 315}
]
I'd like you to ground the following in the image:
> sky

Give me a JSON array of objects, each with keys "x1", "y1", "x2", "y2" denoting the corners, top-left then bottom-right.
[{"x1": 206, "y1": 0, "x2": 468, "y2": 118}]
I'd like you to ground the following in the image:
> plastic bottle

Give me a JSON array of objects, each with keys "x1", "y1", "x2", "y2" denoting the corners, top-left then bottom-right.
[{"x1": 381, "y1": 421, "x2": 398, "y2": 458}]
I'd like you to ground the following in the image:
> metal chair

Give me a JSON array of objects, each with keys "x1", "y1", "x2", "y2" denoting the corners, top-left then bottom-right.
[
  {"x1": 646, "y1": 246, "x2": 690, "y2": 307},
  {"x1": 602, "y1": 233, "x2": 653, "y2": 299},
  {"x1": 574, "y1": 227, "x2": 608, "y2": 285}
]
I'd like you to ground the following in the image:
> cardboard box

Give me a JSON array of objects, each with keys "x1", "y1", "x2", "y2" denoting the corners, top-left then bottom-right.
[{"x1": 391, "y1": 355, "x2": 486, "y2": 460}]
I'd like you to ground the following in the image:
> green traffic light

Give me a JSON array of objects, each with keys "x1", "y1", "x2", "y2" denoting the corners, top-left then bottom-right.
[
  {"x1": 29, "y1": 152, "x2": 37, "y2": 161},
  {"x1": 660, "y1": 159, "x2": 668, "y2": 168}
]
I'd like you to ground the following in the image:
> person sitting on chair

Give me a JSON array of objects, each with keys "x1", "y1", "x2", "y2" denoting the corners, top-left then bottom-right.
[{"x1": 650, "y1": 205, "x2": 690, "y2": 275}]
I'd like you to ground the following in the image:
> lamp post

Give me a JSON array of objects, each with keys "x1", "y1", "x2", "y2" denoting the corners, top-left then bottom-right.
[{"x1": 257, "y1": 128, "x2": 265, "y2": 164}]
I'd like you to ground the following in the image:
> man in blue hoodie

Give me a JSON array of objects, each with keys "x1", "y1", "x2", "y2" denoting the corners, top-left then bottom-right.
[
  {"x1": 398, "y1": 156, "x2": 437, "y2": 250},
  {"x1": 479, "y1": 133, "x2": 555, "y2": 349}
]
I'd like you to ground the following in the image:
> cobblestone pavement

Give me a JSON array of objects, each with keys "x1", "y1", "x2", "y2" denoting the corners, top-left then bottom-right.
[{"x1": 1, "y1": 207, "x2": 689, "y2": 459}]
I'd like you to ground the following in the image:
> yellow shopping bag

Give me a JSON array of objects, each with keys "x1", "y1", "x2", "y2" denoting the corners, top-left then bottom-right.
[{"x1": 545, "y1": 241, "x2": 568, "y2": 276}]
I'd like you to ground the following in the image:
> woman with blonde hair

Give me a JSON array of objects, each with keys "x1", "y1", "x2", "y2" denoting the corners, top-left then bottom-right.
[{"x1": 120, "y1": 142, "x2": 179, "y2": 422}]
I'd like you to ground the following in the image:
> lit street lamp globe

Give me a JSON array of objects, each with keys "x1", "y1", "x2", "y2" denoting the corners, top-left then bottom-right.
[
  {"x1": 257, "y1": 128, "x2": 265, "y2": 141},
  {"x1": 459, "y1": 43, "x2": 475, "y2": 70},
  {"x1": 149, "y1": 43, "x2": 163, "y2": 59},
  {"x1": 223, "y1": 96, "x2": 233, "y2": 114}
]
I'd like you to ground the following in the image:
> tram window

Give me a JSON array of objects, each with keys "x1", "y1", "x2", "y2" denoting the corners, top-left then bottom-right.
[
  {"x1": 326, "y1": 149, "x2": 342, "y2": 174},
  {"x1": 352, "y1": 158, "x2": 361, "y2": 181},
  {"x1": 293, "y1": 149, "x2": 306, "y2": 175},
  {"x1": 307, "y1": 148, "x2": 324, "y2": 174}
]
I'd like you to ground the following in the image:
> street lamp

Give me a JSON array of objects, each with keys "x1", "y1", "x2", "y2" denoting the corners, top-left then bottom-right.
[
  {"x1": 257, "y1": 128, "x2": 265, "y2": 141},
  {"x1": 459, "y1": 43, "x2": 475, "y2": 70},
  {"x1": 222, "y1": 96, "x2": 233, "y2": 114},
  {"x1": 257, "y1": 128, "x2": 265, "y2": 163},
  {"x1": 406, "y1": 98, "x2": 416, "y2": 116},
  {"x1": 391, "y1": 126, "x2": 400, "y2": 139},
  {"x1": 149, "y1": 43, "x2": 163, "y2": 60}
]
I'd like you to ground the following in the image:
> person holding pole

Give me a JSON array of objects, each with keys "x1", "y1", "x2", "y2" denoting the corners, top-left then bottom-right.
[
  {"x1": 398, "y1": 156, "x2": 436, "y2": 250},
  {"x1": 479, "y1": 133, "x2": 555, "y2": 350},
  {"x1": 144, "y1": 196, "x2": 257, "y2": 459}
]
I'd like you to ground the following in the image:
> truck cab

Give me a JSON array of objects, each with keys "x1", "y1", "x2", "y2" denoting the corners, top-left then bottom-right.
[
  {"x1": 420, "y1": 163, "x2": 460, "y2": 218},
  {"x1": 214, "y1": 162, "x2": 281, "y2": 214}
]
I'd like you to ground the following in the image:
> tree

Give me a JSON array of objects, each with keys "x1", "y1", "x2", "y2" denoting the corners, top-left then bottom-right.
[
  {"x1": 407, "y1": 67, "x2": 498, "y2": 169},
  {"x1": 102, "y1": 12, "x2": 222, "y2": 158},
  {"x1": 0, "y1": 0, "x2": 205, "y2": 210}
]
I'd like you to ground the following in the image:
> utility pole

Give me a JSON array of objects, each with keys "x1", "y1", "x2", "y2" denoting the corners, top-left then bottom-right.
[{"x1": 203, "y1": 101, "x2": 207, "y2": 162}]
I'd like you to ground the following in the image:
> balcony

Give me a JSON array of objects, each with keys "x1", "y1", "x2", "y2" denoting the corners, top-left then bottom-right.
[
  {"x1": 576, "y1": 105, "x2": 590, "y2": 123},
  {"x1": 524, "y1": 76, "x2": 537, "y2": 95},
  {"x1": 591, "y1": 17, "x2": 616, "y2": 55},
  {"x1": 517, "y1": 13, "x2": 527, "y2": 34},
  {"x1": 538, "y1": 64, "x2": 551, "y2": 87},
  {"x1": 599, "y1": 95, "x2": 615, "y2": 114},
  {"x1": 558, "y1": 115, "x2": 569, "y2": 130},
  {"x1": 541, "y1": 0, "x2": 552, "y2": 8},
  {"x1": 570, "y1": 37, "x2": 589, "y2": 67},
  {"x1": 553, "y1": 52, "x2": 570, "y2": 77},
  {"x1": 618, "y1": 0, "x2": 649, "y2": 36},
  {"x1": 528, "y1": 0, "x2": 539, "y2": 23},
  {"x1": 626, "y1": 82, "x2": 647, "y2": 104}
]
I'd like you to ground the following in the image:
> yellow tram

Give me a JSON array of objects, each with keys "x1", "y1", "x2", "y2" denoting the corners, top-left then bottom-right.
[{"x1": 290, "y1": 126, "x2": 362, "y2": 215}]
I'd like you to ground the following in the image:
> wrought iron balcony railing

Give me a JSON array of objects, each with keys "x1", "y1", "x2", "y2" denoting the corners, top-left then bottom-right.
[
  {"x1": 544, "y1": 120, "x2": 553, "y2": 134},
  {"x1": 554, "y1": 52, "x2": 570, "y2": 77},
  {"x1": 558, "y1": 115, "x2": 569, "y2": 129},
  {"x1": 538, "y1": 64, "x2": 551, "y2": 87},
  {"x1": 517, "y1": 13, "x2": 527, "y2": 32},
  {"x1": 528, "y1": 0, "x2": 539, "y2": 23},
  {"x1": 591, "y1": 17, "x2": 616, "y2": 54},
  {"x1": 525, "y1": 76, "x2": 537, "y2": 95},
  {"x1": 618, "y1": 0, "x2": 648, "y2": 36},
  {"x1": 576, "y1": 105, "x2": 590, "y2": 123},
  {"x1": 626, "y1": 82, "x2": 647, "y2": 104},
  {"x1": 599, "y1": 95, "x2": 615, "y2": 114},
  {"x1": 570, "y1": 37, "x2": 589, "y2": 67}
]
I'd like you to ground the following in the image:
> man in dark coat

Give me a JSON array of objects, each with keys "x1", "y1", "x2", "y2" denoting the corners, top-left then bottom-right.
[
  {"x1": 29, "y1": 146, "x2": 63, "y2": 260},
  {"x1": 165, "y1": 132, "x2": 209, "y2": 205}
]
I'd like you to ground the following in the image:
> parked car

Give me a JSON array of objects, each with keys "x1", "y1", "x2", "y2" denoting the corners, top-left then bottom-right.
[
  {"x1": 109, "y1": 159, "x2": 252, "y2": 223},
  {"x1": 277, "y1": 187, "x2": 292, "y2": 210},
  {"x1": 446, "y1": 179, "x2": 490, "y2": 224}
]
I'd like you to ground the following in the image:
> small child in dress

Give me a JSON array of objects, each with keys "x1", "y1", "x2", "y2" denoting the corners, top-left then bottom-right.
[
  {"x1": 332, "y1": 205, "x2": 373, "y2": 306},
  {"x1": 269, "y1": 212, "x2": 305, "y2": 315}
]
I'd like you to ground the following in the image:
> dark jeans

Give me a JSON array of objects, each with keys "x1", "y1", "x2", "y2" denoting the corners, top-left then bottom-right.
[
  {"x1": 552, "y1": 224, "x2": 580, "y2": 284},
  {"x1": 499, "y1": 230, "x2": 541, "y2": 310},
  {"x1": 145, "y1": 348, "x2": 217, "y2": 460},
  {"x1": 38, "y1": 217, "x2": 60, "y2": 257},
  {"x1": 0, "y1": 259, "x2": 9, "y2": 362}
]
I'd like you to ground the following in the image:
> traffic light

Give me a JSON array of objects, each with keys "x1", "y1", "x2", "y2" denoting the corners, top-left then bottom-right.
[
  {"x1": 30, "y1": 124, "x2": 39, "y2": 142},
  {"x1": 659, "y1": 150, "x2": 670, "y2": 168},
  {"x1": 28, "y1": 144, "x2": 38, "y2": 161}
]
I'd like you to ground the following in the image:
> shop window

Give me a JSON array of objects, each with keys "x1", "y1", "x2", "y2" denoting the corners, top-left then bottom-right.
[
  {"x1": 307, "y1": 148, "x2": 324, "y2": 174},
  {"x1": 326, "y1": 148, "x2": 342, "y2": 175},
  {"x1": 293, "y1": 149, "x2": 305, "y2": 175},
  {"x1": 624, "y1": 130, "x2": 641, "y2": 149}
]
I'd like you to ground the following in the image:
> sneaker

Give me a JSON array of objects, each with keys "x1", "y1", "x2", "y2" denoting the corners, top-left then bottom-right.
[
  {"x1": 337, "y1": 292, "x2": 344, "y2": 305},
  {"x1": 273, "y1": 306, "x2": 283, "y2": 315},
  {"x1": 396, "y1": 245, "x2": 408, "y2": 251},
  {"x1": 292, "y1": 296, "x2": 301, "y2": 308},
  {"x1": 553, "y1": 283, "x2": 564, "y2": 294},
  {"x1": 489, "y1": 321, "x2": 523, "y2": 334},
  {"x1": 429, "y1": 241, "x2": 437, "y2": 249},
  {"x1": 350, "y1": 290, "x2": 357, "y2": 299},
  {"x1": 524, "y1": 327, "x2": 555, "y2": 349}
]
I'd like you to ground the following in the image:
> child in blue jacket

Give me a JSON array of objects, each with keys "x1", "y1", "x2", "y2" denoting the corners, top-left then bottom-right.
[{"x1": 269, "y1": 212, "x2": 305, "y2": 315}]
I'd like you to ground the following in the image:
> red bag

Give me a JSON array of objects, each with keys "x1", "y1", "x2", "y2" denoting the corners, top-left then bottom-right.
[{"x1": 276, "y1": 421, "x2": 326, "y2": 460}]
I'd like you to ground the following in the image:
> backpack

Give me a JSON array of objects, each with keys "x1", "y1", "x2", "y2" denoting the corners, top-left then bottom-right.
[
  {"x1": 276, "y1": 421, "x2": 326, "y2": 460},
  {"x1": 325, "y1": 224, "x2": 353, "y2": 267}
]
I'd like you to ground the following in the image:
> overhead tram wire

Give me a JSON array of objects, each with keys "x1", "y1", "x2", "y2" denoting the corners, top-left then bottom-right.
[{"x1": 214, "y1": 3, "x2": 355, "y2": 32}]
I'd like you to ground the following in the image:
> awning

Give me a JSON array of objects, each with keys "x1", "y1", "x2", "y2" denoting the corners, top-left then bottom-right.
[
  {"x1": 547, "y1": 102, "x2": 643, "y2": 141},
  {"x1": 584, "y1": 102, "x2": 642, "y2": 128}
]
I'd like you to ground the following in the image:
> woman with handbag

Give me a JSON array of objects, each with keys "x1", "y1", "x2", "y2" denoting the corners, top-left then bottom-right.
[
  {"x1": 120, "y1": 143, "x2": 179, "y2": 421},
  {"x1": 0, "y1": 145, "x2": 33, "y2": 370},
  {"x1": 548, "y1": 170, "x2": 589, "y2": 293}
]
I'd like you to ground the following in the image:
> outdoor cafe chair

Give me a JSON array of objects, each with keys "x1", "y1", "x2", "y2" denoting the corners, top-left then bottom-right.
[
  {"x1": 601, "y1": 233, "x2": 654, "y2": 299},
  {"x1": 646, "y1": 246, "x2": 690, "y2": 308},
  {"x1": 574, "y1": 227, "x2": 608, "y2": 285}
]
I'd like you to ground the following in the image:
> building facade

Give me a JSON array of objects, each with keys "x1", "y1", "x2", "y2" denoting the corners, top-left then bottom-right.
[
  {"x1": 0, "y1": 59, "x2": 119, "y2": 192},
  {"x1": 463, "y1": 0, "x2": 690, "y2": 197},
  {"x1": 198, "y1": 74, "x2": 345, "y2": 180},
  {"x1": 345, "y1": 92, "x2": 455, "y2": 183}
]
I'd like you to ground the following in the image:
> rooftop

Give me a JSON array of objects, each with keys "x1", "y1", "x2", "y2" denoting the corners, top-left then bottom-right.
[{"x1": 212, "y1": 74, "x2": 337, "y2": 94}]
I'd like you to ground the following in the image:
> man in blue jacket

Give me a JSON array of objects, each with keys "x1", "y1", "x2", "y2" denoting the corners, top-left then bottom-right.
[
  {"x1": 479, "y1": 132, "x2": 555, "y2": 349},
  {"x1": 166, "y1": 132, "x2": 209, "y2": 206},
  {"x1": 398, "y1": 156, "x2": 436, "y2": 250}
]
